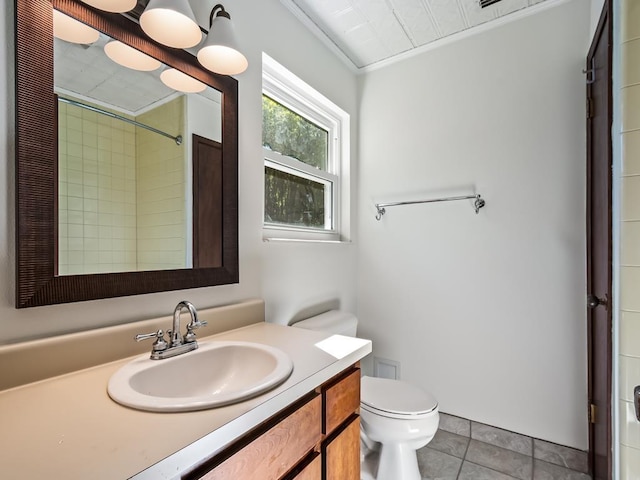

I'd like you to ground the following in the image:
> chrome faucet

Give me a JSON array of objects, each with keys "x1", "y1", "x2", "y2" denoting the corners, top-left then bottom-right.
[{"x1": 135, "y1": 301, "x2": 208, "y2": 360}]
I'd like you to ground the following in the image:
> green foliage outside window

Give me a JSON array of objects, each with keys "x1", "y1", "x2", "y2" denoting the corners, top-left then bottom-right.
[
  {"x1": 264, "y1": 167, "x2": 326, "y2": 228},
  {"x1": 262, "y1": 95, "x2": 328, "y2": 170},
  {"x1": 263, "y1": 95, "x2": 330, "y2": 229}
]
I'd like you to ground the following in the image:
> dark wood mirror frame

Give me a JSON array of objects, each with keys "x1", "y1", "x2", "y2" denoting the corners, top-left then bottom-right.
[{"x1": 15, "y1": 0, "x2": 239, "y2": 308}]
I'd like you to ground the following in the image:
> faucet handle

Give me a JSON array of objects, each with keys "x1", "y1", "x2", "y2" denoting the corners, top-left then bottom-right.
[
  {"x1": 184, "y1": 320, "x2": 208, "y2": 343},
  {"x1": 135, "y1": 329, "x2": 168, "y2": 352}
]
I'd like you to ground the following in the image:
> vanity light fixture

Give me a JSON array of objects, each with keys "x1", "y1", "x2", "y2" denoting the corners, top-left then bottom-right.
[
  {"x1": 75, "y1": 0, "x2": 249, "y2": 76},
  {"x1": 53, "y1": 10, "x2": 99, "y2": 44},
  {"x1": 197, "y1": 4, "x2": 248, "y2": 76},
  {"x1": 160, "y1": 68, "x2": 207, "y2": 93},
  {"x1": 139, "y1": 0, "x2": 202, "y2": 49},
  {"x1": 79, "y1": 0, "x2": 136, "y2": 13},
  {"x1": 104, "y1": 40, "x2": 162, "y2": 71}
]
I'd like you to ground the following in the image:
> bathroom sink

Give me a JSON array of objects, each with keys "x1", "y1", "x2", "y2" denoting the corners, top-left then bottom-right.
[{"x1": 107, "y1": 341, "x2": 294, "y2": 412}]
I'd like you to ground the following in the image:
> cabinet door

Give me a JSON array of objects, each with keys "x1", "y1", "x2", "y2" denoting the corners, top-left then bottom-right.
[
  {"x1": 324, "y1": 416, "x2": 360, "y2": 480},
  {"x1": 324, "y1": 367, "x2": 360, "y2": 435},
  {"x1": 291, "y1": 454, "x2": 321, "y2": 480}
]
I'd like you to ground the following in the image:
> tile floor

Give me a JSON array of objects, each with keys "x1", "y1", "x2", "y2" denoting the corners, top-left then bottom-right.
[{"x1": 414, "y1": 413, "x2": 592, "y2": 480}]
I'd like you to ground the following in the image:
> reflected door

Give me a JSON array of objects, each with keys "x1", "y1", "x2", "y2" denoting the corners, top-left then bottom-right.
[
  {"x1": 193, "y1": 134, "x2": 223, "y2": 268},
  {"x1": 586, "y1": 2, "x2": 612, "y2": 478}
]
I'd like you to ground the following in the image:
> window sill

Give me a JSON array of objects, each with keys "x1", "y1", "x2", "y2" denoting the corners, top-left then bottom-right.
[{"x1": 262, "y1": 236, "x2": 351, "y2": 245}]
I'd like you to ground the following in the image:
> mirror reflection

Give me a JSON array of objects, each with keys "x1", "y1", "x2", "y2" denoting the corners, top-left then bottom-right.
[{"x1": 54, "y1": 20, "x2": 222, "y2": 276}]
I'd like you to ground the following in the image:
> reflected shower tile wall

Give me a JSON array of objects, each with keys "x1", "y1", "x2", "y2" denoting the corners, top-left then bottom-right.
[
  {"x1": 619, "y1": 1, "x2": 640, "y2": 478},
  {"x1": 135, "y1": 96, "x2": 187, "y2": 271},
  {"x1": 58, "y1": 99, "x2": 137, "y2": 275}
]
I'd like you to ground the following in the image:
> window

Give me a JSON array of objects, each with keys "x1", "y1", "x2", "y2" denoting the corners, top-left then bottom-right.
[{"x1": 262, "y1": 53, "x2": 350, "y2": 241}]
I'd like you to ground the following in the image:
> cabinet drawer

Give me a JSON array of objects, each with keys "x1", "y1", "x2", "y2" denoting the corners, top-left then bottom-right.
[
  {"x1": 196, "y1": 394, "x2": 322, "y2": 480},
  {"x1": 324, "y1": 367, "x2": 360, "y2": 435}
]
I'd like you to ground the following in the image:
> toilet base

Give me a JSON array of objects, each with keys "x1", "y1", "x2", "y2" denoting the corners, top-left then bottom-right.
[
  {"x1": 360, "y1": 451, "x2": 378, "y2": 480},
  {"x1": 360, "y1": 434, "x2": 427, "y2": 480},
  {"x1": 359, "y1": 412, "x2": 438, "y2": 480},
  {"x1": 360, "y1": 435, "x2": 379, "y2": 480},
  {"x1": 376, "y1": 442, "x2": 421, "y2": 480}
]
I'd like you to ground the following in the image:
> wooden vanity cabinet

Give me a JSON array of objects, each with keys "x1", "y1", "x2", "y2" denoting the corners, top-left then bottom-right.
[{"x1": 186, "y1": 364, "x2": 361, "y2": 480}]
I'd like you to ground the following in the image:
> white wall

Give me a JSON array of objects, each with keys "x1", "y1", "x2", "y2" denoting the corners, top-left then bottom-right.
[
  {"x1": 357, "y1": 0, "x2": 591, "y2": 449},
  {"x1": 591, "y1": 0, "x2": 606, "y2": 38},
  {"x1": 0, "y1": 0, "x2": 358, "y2": 343}
]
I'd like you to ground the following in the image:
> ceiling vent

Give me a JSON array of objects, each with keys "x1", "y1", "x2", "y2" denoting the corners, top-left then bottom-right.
[{"x1": 479, "y1": 0, "x2": 503, "y2": 7}]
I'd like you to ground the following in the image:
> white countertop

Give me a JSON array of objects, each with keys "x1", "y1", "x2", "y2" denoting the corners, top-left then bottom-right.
[{"x1": 0, "y1": 323, "x2": 371, "y2": 480}]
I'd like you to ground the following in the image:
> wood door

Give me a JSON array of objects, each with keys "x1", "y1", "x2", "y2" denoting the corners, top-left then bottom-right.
[
  {"x1": 586, "y1": 2, "x2": 612, "y2": 479},
  {"x1": 193, "y1": 134, "x2": 223, "y2": 268}
]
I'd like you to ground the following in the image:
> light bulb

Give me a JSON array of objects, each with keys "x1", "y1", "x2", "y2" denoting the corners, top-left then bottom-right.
[
  {"x1": 160, "y1": 69, "x2": 207, "y2": 93},
  {"x1": 79, "y1": 0, "x2": 136, "y2": 13},
  {"x1": 53, "y1": 10, "x2": 99, "y2": 45},
  {"x1": 104, "y1": 41, "x2": 161, "y2": 72}
]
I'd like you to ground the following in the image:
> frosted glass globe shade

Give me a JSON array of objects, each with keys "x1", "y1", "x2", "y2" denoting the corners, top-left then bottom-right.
[
  {"x1": 140, "y1": 0, "x2": 202, "y2": 49},
  {"x1": 79, "y1": 0, "x2": 136, "y2": 13},
  {"x1": 104, "y1": 41, "x2": 161, "y2": 72},
  {"x1": 160, "y1": 69, "x2": 207, "y2": 93},
  {"x1": 197, "y1": 15, "x2": 247, "y2": 75},
  {"x1": 53, "y1": 10, "x2": 99, "y2": 45}
]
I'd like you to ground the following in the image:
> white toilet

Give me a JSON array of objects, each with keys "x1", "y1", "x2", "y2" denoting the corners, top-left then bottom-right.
[{"x1": 292, "y1": 311, "x2": 439, "y2": 480}]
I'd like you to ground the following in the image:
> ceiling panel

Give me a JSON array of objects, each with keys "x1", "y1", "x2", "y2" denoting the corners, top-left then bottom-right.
[
  {"x1": 283, "y1": 0, "x2": 551, "y2": 69},
  {"x1": 427, "y1": 0, "x2": 468, "y2": 37},
  {"x1": 495, "y1": 0, "x2": 531, "y2": 16},
  {"x1": 457, "y1": 0, "x2": 498, "y2": 27},
  {"x1": 353, "y1": 0, "x2": 414, "y2": 52},
  {"x1": 387, "y1": 0, "x2": 439, "y2": 46}
]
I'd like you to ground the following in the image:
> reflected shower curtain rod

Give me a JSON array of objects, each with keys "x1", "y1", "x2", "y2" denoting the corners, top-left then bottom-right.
[
  {"x1": 375, "y1": 194, "x2": 486, "y2": 220},
  {"x1": 57, "y1": 96, "x2": 183, "y2": 145}
]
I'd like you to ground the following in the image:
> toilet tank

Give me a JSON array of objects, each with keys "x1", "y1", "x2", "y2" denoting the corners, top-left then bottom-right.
[{"x1": 291, "y1": 310, "x2": 358, "y2": 337}]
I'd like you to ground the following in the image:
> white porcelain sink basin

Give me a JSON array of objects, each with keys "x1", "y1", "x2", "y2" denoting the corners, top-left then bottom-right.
[{"x1": 107, "y1": 341, "x2": 294, "y2": 412}]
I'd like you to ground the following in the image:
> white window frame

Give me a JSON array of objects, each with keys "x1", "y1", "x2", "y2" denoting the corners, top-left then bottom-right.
[{"x1": 262, "y1": 53, "x2": 350, "y2": 242}]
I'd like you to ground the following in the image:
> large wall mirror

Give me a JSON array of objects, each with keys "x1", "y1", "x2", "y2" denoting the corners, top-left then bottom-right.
[{"x1": 15, "y1": 0, "x2": 239, "y2": 308}]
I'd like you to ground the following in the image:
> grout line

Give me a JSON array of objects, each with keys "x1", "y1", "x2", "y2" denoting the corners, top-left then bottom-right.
[
  {"x1": 433, "y1": 415, "x2": 591, "y2": 479},
  {"x1": 425, "y1": 435, "x2": 590, "y2": 480},
  {"x1": 462, "y1": 460, "x2": 520, "y2": 480},
  {"x1": 531, "y1": 457, "x2": 535, "y2": 479},
  {"x1": 455, "y1": 435, "x2": 472, "y2": 479},
  {"x1": 531, "y1": 437, "x2": 535, "y2": 479}
]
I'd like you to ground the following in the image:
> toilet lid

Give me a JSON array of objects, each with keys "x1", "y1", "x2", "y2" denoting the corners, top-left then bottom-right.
[{"x1": 361, "y1": 376, "x2": 438, "y2": 418}]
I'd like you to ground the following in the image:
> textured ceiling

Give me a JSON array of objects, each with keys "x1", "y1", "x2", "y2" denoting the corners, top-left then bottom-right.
[
  {"x1": 281, "y1": 0, "x2": 549, "y2": 69},
  {"x1": 55, "y1": 35, "x2": 174, "y2": 114},
  {"x1": 54, "y1": 34, "x2": 221, "y2": 115}
]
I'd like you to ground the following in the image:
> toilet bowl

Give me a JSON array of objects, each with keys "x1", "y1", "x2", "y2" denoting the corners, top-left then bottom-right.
[
  {"x1": 291, "y1": 311, "x2": 439, "y2": 480},
  {"x1": 360, "y1": 376, "x2": 439, "y2": 480}
]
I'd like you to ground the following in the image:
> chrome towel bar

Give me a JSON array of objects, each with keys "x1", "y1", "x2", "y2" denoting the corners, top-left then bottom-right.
[{"x1": 375, "y1": 194, "x2": 485, "y2": 220}]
